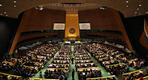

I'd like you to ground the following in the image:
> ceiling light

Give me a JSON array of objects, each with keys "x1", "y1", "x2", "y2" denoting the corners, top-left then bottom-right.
[
  {"x1": 0, "y1": 4, "x2": 2, "y2": 7},
  {"x1": 136, "y1": 8, "x2": 139, "y2": 10},
  {"x1": 126, "y1": 1, "x2": 129, "y2": 3},
  {"x1": 6, "y1": 14, "x2": 8, "y2": 16},
  {"x1": 139, "y1": 4, "x2": 142, "y2": 7},
  {"x1": 126, "y1": 5, "x2": 129, "y2": 7},
  {"x1": 14, "y1": 1, "x2": 16, "y2": 3},
  {"x1": 0, "y1": 13, "x2": 2, "y2": 15},
  {"x1": 4, "y1": 12, "x2": 6, "y2": 14},
  {"x1": 14, "y1": 5, "x2": 16, "y2": 7}
]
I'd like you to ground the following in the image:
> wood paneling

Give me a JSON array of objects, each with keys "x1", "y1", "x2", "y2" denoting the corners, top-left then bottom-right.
[
  {"x1": 140, "y1": 32, "x2": 148, "y2": 49},
  {"x1": 144, "y1": 19, "x2": 148, "y2": 37},
  {"x1": 18, "y1": 33, "x2": 58, "y2": 42},
  {"x1": 79, "y1": 8, "x2": 120, "y2": 31},
  {"x1": 83, "y1": 32, "x2": 123, "y2": 40},
  {"x1": 79, "y1": 8, "x2": 133, "y2": 51},
  {"x1": 9, "y1": 9, "x2": 66, "y2": 54},
  {"x1": 22, "y1": 8, "x2": 65, "y2": 32},
  {"x1": 139, "y1": 20, "x2": 148, "y2": 49},
  {"x1": 16, "y1": 37, "x2": 59, "y2": 48}
]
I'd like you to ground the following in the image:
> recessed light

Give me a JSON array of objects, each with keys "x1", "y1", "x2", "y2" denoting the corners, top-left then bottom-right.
[
  {"x1": 0, "y1": 4, "x2": 2, "y2": 7},
  {"x1": 6, "y1": 14, "x2": 8, "y2": 16},
  {"x1": 14, "y1": 5, "x2": 16, "y2": 7},
  {"x1": 136, "y1": 8, "x2": 139, "y2": 10},
  {"x1": 139, "y1": 4, "x2": 142, "y2": 7},
  {"x1": 4, "y1": 12, "x2": 6, "y2": 14},
  {"x1": 126, "y1": 5, "x2": 129, "y2": 7},
  {"x1": 14, "y1": 1, "x2": 16, "y2": 3},
  {"x1": 126, "y1": 0, "x2": 129, "y2": 3}
]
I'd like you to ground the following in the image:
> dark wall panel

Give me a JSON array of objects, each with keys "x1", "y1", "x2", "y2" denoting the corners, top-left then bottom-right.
[
  {"x1": 0, "y1": 16, "x2": 18, "y2": 56},
  {"x1": 125, "y1": 15, "x2": 148, "y2": 59}
]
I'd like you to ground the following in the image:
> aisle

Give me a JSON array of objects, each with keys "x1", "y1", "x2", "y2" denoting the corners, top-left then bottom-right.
[
  {"x1": 67, "y1": 45, "x2": 79, "y2": 80},
  {"x1": 33, "y1": 51, "x2": 60, "y2": 78},
  {"x1": 32, "y1": 42, "x2": 64, "y2": 78}
]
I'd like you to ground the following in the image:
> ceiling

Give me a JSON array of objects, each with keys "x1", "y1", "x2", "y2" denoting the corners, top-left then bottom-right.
[{"x1": 0, "y1": 0, "x2": 148, "y2": 18}]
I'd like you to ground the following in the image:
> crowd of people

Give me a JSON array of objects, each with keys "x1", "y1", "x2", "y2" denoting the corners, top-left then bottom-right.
[
  {"x1": 85, "y1": 42, "x2": 145, "y2": 77},
  {"x1": 74, "y1": 45, "x2": 102, "y2": 80},
  {"x1": 44, "y1": 45, "x2": 71, "y2": 79},
  {"x1": 0, "y1": 41, "x2": 147, "y2": 80},
  {"x1": 0, "y1": 42, "x2": 61, "y2": 79},
  {"x1": 123, "y1": 69, "x2": 148, "y2": 80}
]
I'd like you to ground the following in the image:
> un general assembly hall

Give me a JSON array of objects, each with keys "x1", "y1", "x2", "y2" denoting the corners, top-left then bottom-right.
[{"x1": 0, "y1": 0, "x2": 148, "y2": 80}]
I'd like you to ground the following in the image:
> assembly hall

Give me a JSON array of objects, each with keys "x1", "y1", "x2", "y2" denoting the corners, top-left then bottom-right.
[{"x1": 0, "y1": 0, "x2": 148, "y2": 80}]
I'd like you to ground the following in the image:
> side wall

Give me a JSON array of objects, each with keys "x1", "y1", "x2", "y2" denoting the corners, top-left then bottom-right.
[
  {"x1": 9, "y1": 8, "x2": 66, "y2": 54},
  {"x1": 79, "y1": 8, "x2": 133, "y2": 51},
  {"x1": 0, "y1": 16, "x2": 18, "y2": 56},
  {"x1": 125, "y1": 15, "x2": 148, "y2": 59}
]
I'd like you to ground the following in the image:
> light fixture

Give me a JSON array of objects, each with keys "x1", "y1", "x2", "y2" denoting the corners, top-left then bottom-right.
[
  {"x1": 99, "y1": 6, "x2": 107, "y2": 10},
  {"x1": 14, "y1": 0, "x2": 16, "y2": 3},
  {"x1": 0, "y1": 4, "x2": 2, "y2": 7},
  {"x1": 100, "y1": 7, "x2": 105, "y2": 10},
  {"x1": 138, "y1": 4, "x2": 142, "y2": 7},
  {"x1": 125, "y1": 0, "x2": 129, "y2": 8},
  {"x1": 136, "y1": 8, "x2": 139, "y2": 10},
  {"x1": 4, "y1": 12, "x2": 6, "y2": 14},
  {"x1": 14, "y1": 5, "x2": 16, "y2": 7},
  {"x1": 145, "y1": 12, "x2": 148, "y2": 14}
]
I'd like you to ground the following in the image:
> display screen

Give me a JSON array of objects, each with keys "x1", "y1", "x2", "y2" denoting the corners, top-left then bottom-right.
[
  {"x1": 79, "y1": 23, "x2": 91, "y2": 30},
  {"x1": 53, "y1": 23, "x2": 65, "y2": 30}
]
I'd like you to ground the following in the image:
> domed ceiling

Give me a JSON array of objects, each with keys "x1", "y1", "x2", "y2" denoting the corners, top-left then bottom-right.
[{"x1": 0, "y1": 0, "x2": 147, "y2": 18}]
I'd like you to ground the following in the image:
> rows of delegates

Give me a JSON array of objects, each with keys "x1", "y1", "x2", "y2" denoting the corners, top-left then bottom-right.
[
  {"x1": 85, "y1": 42, "x2": 145, "y2": 76},
  {"x1": 0, "y1": 41, "x2": 147, "y2": 80},
  {"x1": 74, "y1": 45, "x2": 102, "y2": 80},
  {"x1": 44, "y1": 45, "x2": 71, "y2": 79},
  {"x1": 0, "y1": 42, "x2": 61, "y2": 79}
]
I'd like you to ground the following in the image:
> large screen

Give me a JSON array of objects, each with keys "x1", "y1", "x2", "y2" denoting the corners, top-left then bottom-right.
[
  {"x1": 79, "y1": 23, "x2": 91, "y2": 30},
  {"x1": 53, "y1": 23, "x2": 65, "y2": 30}
]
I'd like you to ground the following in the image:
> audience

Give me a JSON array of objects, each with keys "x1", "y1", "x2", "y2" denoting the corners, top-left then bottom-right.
[
  {"x1": 44, "y1": 45, "x2": 71, "y2": 80},
  {"x1": 74, "y1": 45, "x2": 102, "y2": 80},
  {"x1": 0, "y1": 42, "x2": 61, "y2": 78},
  {"x1": 0, "y1": 41, "x2": 146, "y2": 80}
]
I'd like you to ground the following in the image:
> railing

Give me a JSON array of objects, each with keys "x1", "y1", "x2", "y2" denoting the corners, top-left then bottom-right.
[
  {"x1": 86, "y1": 76, "x2": 118, "y2": 80},
  {"x1": 29, "y1": 78, "x2": 59, "y2": 80},
  {"x1": 0, "y1": 72, "x2": 22, "y2": 79},
  {"x1": 122, "y1": 69, "x2": 143, "y2": 80}
]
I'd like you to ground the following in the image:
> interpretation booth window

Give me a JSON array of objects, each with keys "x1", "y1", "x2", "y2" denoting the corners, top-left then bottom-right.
[
  {"x1": 53, "y1": 23, "x2": 91, "y2": 30},
  {"x1": 53, "y1": 23, "x2": 65, "y2": 30},
  {"x1": 79, "y1": 23, "x2": 91, "y2": 30}
]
